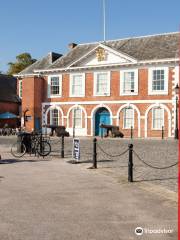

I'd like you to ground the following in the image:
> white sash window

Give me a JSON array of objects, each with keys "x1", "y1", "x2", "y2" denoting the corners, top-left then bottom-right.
[
  {"x1": 123, "y1": 107, "x2": 134, "y2": 129},
  {"x1": 50, "y1": 109, "x2": 59, "y2": 126},
  {"x1": 152, "y1": 107, "x2": 164, "y2": 130},
  {"x1": 70, "y1": 74, "x2": 85, "y2": 97},
  {"x1": 94, "y1": 72, "x2": 110, "y2": 96}
]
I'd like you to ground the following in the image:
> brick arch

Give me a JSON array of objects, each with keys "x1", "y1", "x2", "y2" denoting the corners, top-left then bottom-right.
[
  {"x1": 144, "y1": 103, "x2": 171, "y2": 138},
  {"x1": 45, "y1": 105, "x2": 64, "y2": 125},
  {"x1": 116, "y1": 103, "x2": 141, "y2": 137}
]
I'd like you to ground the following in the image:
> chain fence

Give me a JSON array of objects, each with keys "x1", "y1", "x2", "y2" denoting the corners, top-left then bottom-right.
[{"x1": 50, "y1": 137, "x2": 178, "y2": 192}]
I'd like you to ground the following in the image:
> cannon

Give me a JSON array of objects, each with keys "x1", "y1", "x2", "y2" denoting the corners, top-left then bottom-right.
[
  {"x1": 43, "y1": 125, "x2": 70, "y2": 137},
  {"x1": 100, "y1": 124, "x2": 124, "y2": 138}
]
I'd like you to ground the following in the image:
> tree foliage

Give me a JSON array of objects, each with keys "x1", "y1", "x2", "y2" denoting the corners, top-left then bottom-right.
[{"x1": 7, "y1": 53, "x2": 36, "y2": 75}]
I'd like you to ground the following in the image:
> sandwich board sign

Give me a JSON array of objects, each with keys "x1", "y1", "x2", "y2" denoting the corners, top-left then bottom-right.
[{"x1": 72, "y1": 138, "x2": 80, "y2": 161}]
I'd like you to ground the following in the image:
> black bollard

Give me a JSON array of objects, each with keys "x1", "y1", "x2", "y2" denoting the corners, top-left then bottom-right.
[
  {"x1": 93, "y1": 138, "x2": 97, "y2": 168},
  {"x1": 61, "y1": 135, "x2": 64, "y2": 158},
  {"x1": 161, "y1": 126, "x2": 164, "y2": 140},
  {"x1": 128, "y1": 144, "x2": 133, "y2": 182},
  {"x1": 40, "y1": 133, "x2": 43, "y2": 156},
  {"x1": 130, "y1": 126, "x2": 133, "y2": 139}
]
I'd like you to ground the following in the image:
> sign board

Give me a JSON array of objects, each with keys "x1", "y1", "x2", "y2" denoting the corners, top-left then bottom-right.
[{"x1": 72, "y1": 138, "x2": 80, "y2": 161}]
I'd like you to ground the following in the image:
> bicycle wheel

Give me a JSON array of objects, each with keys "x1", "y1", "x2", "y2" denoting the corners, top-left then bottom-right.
[
  {"x1": 11, "y1": 142, "x2": 26, "y2": 158},
  {"x1": 37, "y1": 141, "x2": 51, "y2": 156}
]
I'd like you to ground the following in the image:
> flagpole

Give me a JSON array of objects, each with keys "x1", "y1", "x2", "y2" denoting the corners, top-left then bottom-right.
[{"x1": 103, "y1": 0, "x2": 106, "y2": 41}]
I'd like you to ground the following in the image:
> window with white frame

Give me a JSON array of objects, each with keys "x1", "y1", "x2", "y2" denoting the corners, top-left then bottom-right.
[
  {"x1": 148, "y1": 68, "x2": 168, "y2": 95},
  {"x1": 123, "y1": 107, "x2": 134, "y2": 129},
  {"x1": 50, "y1": 109, "x2": 59, "y2": 126},
  {"x1": 70, "y1": 74, "x2": 85, "y2": 97},
  {"x1": 48, "y1": 75, "x2": 62, "y2": 97},
  {"x1": 94, "y1": 72, "x2": 110, "y2": 96},
  {"x1": 120, "y1": 70, "x2": 138, "y2": 95},
  {"x1": 72, "y1": 108, "x2": 82, "y2": 128},
  {"x1": 152, "y1": 107, "x2": 164, "y2": 130},
  {"x1": 19, "y1": 80, "x2": 22, "y2": 98}
]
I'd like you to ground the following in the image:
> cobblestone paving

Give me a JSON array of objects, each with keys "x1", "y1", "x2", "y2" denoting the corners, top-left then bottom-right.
[
  {"x1": 0, "y1": 136, "x2": 178, "y2": 193},
  {"x1": 51, "y1": 137, "x2": 178, "y2": 193}
]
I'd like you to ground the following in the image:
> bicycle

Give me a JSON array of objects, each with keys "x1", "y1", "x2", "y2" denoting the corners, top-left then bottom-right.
[{"x1": 11, "y1": 133, "x2": 51, "y2": 158}]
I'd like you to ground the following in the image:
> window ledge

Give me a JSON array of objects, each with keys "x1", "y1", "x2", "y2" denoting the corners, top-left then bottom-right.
[
  {"x1": 69, "y1": 95, "x2": 85, "y2": 98},
  {"x1": 94, "y1": 93, "x2": 110, "y2": 97},
  {"x1": 120, "y1": 92, "x2": 138, "y2": 96},
  {"x1": 148, "y1": 91, "x2": 168, "y2": 95},
  {"x1": 49, "y1": 95, "x2": 62, "y2": 98}
]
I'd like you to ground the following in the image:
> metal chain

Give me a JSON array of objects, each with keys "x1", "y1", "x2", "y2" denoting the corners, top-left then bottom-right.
[
  {"x1": 97, "y1": 143, "x2": 128, "y2": 158},
  {"x1": 133, "y1": 150, "x2": 178, "y2": 170}
]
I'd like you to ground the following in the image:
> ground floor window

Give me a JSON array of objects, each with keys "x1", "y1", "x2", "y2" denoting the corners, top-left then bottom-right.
[
  {"x1": 50, "y1": 109, "x2": 59, "y2": 126},
  {"x1": 123, "y1": 107, "x2": 134, "y2": 129},
  {"x1": 152, "y1": 107, "x2": 164, "y2": 130},
  {"x1": 72, "y1": 108, "x2": 82, "y2": 128}
]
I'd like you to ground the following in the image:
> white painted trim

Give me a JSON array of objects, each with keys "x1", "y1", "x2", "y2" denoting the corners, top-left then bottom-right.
[
  {"x1": 98, "y1": 43, "x2": 137, "y2": 63},
  {"x1": 69, "y1": 73, "x2": 85, "y2": 97},
  {"x1": 34, "y1": 58, "x2": 179, "y2": 73},
  {"x1": 93, "y1": 71, "x2": 111, "y2": 96},
  {"x1": 144, "y1": 103, "x2": 171, "y2": 137},
  {"x1": 120, "y1": 69, "x2": 138, "y2": 96},
  {"x1": 66, "y1": 43, "x2": 137, "y2": 69},
  {"x1": 90, "y1": 104, "x2": 113, "y2": 136},
  {"x1": 47, "y1": 74, "x2": 62, "y2": 98},
  {"x1": 116, "y1": 103, "x2": 141, "y2": 137},
  {"x1": 44, "y1": 105, "x2": 64, "y2": 125},
  {"x1": 148, "y1": 67, "x2": 168, "y2": 95},
  {"x1": 19, "y1": 80, "x2": 22, "y2": 98},
  {"x1": 42, "y1": 99, "x2": 173, "y2": 106}
]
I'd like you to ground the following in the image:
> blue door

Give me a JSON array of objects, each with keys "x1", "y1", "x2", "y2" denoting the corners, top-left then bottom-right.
[{"x1": 95, "y1": 108, "x2": 110, "y2": 136}]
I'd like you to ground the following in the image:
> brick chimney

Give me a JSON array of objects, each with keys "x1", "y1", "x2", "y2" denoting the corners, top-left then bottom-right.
[{"x1": 68, "y1": 43, "x2": 77, "y2": 49}]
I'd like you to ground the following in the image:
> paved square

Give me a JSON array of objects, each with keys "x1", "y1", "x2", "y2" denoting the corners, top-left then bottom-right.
[{"x1": 0, "y1": 136, "x2": 178, "y2": 240}]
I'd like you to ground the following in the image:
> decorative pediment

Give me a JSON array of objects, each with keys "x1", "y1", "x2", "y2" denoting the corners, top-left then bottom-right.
[{"x1": 67, "y1": 43, "x2": 137, "y2": 69}]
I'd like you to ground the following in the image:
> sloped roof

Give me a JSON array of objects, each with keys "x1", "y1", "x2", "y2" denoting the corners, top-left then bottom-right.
[
  {"x1": 19, "y1": 52, "x2": 62, "y2": 75},
  {"x1": 0, "y1": 74, "x2": 20, "y2": 103},
  {"x1": 48, "y1": 32, "x2": 179, "y2": 69}
]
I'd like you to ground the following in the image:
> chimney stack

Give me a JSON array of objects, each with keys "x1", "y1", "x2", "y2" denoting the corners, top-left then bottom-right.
[{"x1": 68, "y1": 43, "x2": 77, "y2": 49}]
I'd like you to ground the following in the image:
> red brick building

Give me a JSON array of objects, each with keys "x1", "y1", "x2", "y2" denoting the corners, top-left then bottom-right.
[
  {"x1": 0, "y1": 74, "x2": 20, "y2": 128},
  {"x1": 16, "y1": 32, "x2": 180, "y2": 138}
]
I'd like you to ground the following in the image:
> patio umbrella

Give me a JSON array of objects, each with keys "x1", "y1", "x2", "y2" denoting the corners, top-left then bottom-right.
[{"x1": 0, "y1": 112, "x2": 18, "y2": 119}]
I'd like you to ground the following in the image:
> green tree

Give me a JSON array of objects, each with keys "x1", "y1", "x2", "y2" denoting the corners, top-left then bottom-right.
[{"x1": 7, "y1": 53, "x2": 36, "y2": 75}]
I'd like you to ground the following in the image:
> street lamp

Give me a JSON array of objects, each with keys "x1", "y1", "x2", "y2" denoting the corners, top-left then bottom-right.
[{"x1": 174, "y1": 84, "x2": 179, "y2": 139}]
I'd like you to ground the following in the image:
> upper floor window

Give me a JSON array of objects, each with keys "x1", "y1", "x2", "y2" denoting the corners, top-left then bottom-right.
[
  {"x1": 94, "y1": 72, "x2": 110, "y2": 96},
  {"x1": 148, "y1": 68, "x2": 168, "y2": 95},
  {"x1": 72, "y1": 108, "x2": 82, "y2": 128},
  {"x1": 48, "y1": 75, "x2": 62, "y2": 97},
  {"x1": 70, "y1": 74, "x2": 85, "y2": 97},
  {"x1": 19, "y1": 80, "x2": 22, "y2": 98},
  {"x1": 120, "y1": 69, "x2": 138, "y2": 95},
  {"x1": 123, "y1": 107, "x2": 134, "y2": 129},
  {"x1": 152, "y1": 107, "x2": 164, "y2": 130},
  {"x1": 50, "y1": 109, "x2": 59, "y2": 126}
]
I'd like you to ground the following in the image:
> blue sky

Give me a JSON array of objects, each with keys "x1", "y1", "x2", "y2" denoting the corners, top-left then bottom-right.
[{"x1": 0, "y1": 0, "x2": 179, "y2": 72}]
